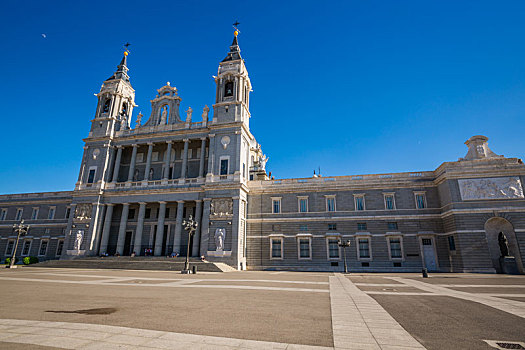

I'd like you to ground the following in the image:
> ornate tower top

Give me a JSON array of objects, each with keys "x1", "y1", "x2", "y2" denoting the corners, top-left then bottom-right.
[
  {"x1": 222, "y1": 31, "x2": 242, "y2": 62},
  {"x1": 105, "y1": 51, "x2": 130, "y2": 83},
  {"x1": 460, "y1": 135, "x2": 504, "y2": 161}
]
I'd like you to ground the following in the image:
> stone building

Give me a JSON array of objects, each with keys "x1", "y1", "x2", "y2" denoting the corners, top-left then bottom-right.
[{"x1": 0, "y1": 33, "x2": 524, "y2": 273}]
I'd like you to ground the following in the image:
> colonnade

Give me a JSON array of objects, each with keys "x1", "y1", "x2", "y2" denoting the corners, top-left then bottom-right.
[
  {"x1": 107, "y1": 136, "x2": 213, "y2": 184},
  {"x1": 97, "y1": 200, "x2": 208, "y2": 257}
]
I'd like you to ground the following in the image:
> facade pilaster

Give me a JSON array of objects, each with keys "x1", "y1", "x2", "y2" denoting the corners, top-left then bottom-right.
[
  {"x1": 111, "y1": 146, "x2": 123, "y2": 182},
  {"x1": 231, "y1": 197, "x2": 241, "y2": 269},
  {"x1": 104, "y1": 147, "x2": 116, "y2": 183},
  {"x1": 86, "y1": 203, "x2": 104, "y2": 255},
  {"x1": 127, "y1": 144, "x2": 138, "y2": 182},
  {"x1": 133, "y1": 202, "x2": 147, "y2": 255},
  {"x1": 116, "y1": 203, "x2": 130, "y2": 255},
  {"x1": 192, "y1": 200, "x2": 203, "y2": 256},
  {"x1": 206, "y1": 134, "x2": 215, "y2": 179},
  {"x1": 61, "y1": 203, "x2": 77, "y2": 257},
  {"x1": 199, "y1": 198, "x2": 211, "y2": 255},
  {"x1": 144, "y1": 143, "x2": 154, "y2": 181},
  {"x1": 99, "y1": 204, "x2": 114, "y2": 254},
  {"x1": 154, "y1": 201, "x2": 167, "y2": 256},
  {"x1": 173, "y1": 200, "x2": 185, "y2": 254},
  {"x1": 163, "y1": 141, "x2": 172, "y2": 180},
  {"x1": 199, "y1": 138, "x2": 206, "y2": 178},
  {"x1": 180, "y1": 139, "x2": 189, "y2": 181},
  {"x1": 92, "y1": 204, "x2": 106, "y2": 254}
]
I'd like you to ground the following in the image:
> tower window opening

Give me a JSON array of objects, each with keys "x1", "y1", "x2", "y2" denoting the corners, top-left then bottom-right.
[
  {"x1": 121, "y1": 103, "x2": 128, "y2": 116},
  {"x1": 102, "y1": 99, "x2": 111, "y2": 113},
  {"x1": 224, "y1": 81, "x2": 234, "y2": 97}
]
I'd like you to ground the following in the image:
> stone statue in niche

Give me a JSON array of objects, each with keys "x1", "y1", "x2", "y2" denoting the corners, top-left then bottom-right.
[
  {"x1": 202, "y1": 105, "x2": 209, "y2": 124},
  {"x1": 214, "y1": 228, "x2": 226, "y2": 251},
  {"x1": 186, "y1": 107, "x2": 193, "y2": 123},
  {"x1": 160, "y1": 106, "x2": 168, "y2": 125},
  {"x1": 498, "y1": 232, "x2": 510, "y2": 257},
  {"x1": 74, "y1": 230, "x2": 84, "y2": 251},
  {"x1": 149, "y1": 168, "x2": 154, "y2": 180},
  {"x1": 75, "y1": 204, "x2": 92, "y2": 221}
]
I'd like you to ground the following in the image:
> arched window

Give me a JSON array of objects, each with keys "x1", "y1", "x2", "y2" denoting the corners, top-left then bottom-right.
[
  {"x1": 121, "y1": 103, "x2": 128, "y2": 116},
  {"x1": 224, "y1": 81, "x2": 234, "y2": 97},
  {"x1": 102, "y1": 99, "x2": 111, "y2": 113}
]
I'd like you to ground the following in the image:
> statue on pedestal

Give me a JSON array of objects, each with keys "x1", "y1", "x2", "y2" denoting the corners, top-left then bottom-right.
[
  {"x1": 160, "y1": 106, "x2": 168, "y2": 125},
  {"x1": 498, "y1": 232, "x2": 510, "y2": 257},
  {"x1": 186, "y1": 107, "x2": 193, "y2": 123},
  {"x1": 214, "y1": 228, "x2": 226, "y2": 251},
  {"x1": 74, "y1": 230, "x2": 84, "y2": 251}
]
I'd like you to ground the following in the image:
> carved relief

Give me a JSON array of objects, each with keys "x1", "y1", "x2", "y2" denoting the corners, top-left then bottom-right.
[
  {"x1": 210, "y1": 198, "x2": 233, "y2": 218},
  {"x1": 459, "y1": 177, "x2": 524, "y2": 200},
  {"x1": 74, "y1": 204, "x2": 92, "y2": 221}
]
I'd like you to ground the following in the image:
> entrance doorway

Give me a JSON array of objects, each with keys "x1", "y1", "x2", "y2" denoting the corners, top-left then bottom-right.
[
  {"x1": 421, "y1": 237, "x2": 438, "y2": 271},
  {"x1": 484, "y1": 217, "x2": 523, "y2": 274}
]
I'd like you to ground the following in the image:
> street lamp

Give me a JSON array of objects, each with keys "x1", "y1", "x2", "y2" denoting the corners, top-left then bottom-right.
[
  {"x1": 7, "y1": 220, "x2": 30, "y2": 269},
  {"x1": 338, "y1": 239, "x2": 351, "y2": 274},
  {"x1": 181, "y1": 215, "x2": 198, "y2": 274}
]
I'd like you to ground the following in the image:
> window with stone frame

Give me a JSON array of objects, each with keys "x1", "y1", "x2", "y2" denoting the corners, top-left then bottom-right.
[
  {"x1": 415, "y1": 192, "x2": 427, "y2": 209},
  {"x1": 384, "y1": 193, "x2": 396, "y2": 210},
  {"x1": 220, "y1": 159, "x2": 229, "y2": 175},
  {"x1": 87, "y1": 168, "x2": 96, "y2": 184},
  {"x1": 387, "y1": 222, "x2": 398, "y2": 230},
  {"x1": 357, "y1": 222, "x2": 367, "y2": 231},
  {"x1": 327, "y1": 238, "x2": 340, "y2": 259},
  {"x1": 31, "y1": 208, "x2": 39, "y2": 220},
  {"x1": 298, "y1": 237, "x2": 311, "y2": 259},
  {"x1": 65, "y1": 207, "x2": 71, "y2": 219},
  {"x1": 388, "y1": 237, "x2": 402, "y2": 259},
  {"x1": 326, "y1": 196, "x2": 336, "y2": 212},
  {"x1": 358, "y1": 238, "x2": 371, "y2": 259},
  {"x1": 354, "y1": 194, "x2": 365, "y2": 211},
  {"x1": 48, "y1": 207, "x2": 56, "y2": 220},
  {"x1": 298, "y1": 197, "x2": 308, "y2": 213},
  {"x1": 22, "y1": 240, "x2": 32, "y2": 256},
  {"x1": 272, "y1": 198, "x2": 281, "y2": 214},
  {"x1": 56, "y1": 240, "x2": 64, "y2": 256},
  {"x1": 270, "y1": 238, "x2": 283, "y2": 259},
  {"x1": 39, "y1": 240, "x2": 49, "y2": 256},
  {"x1": 224, "y1": 81, "x2": 234, "y2": 97},
  {"x1": 15, "y1": 208, "x2": 23, "y2": 221},
  {"x1": 0, "y1": 209, "x2": 7, "y2": 221},
  {"x1": 5, "y1": 240, "x2": 15, "y2": 256},
  {"x1": 448, "y1": 236, "x2": 456, "y2": 251},
  {"x1": 328, "y1": 223, "x2": 337, "y2": 231}
]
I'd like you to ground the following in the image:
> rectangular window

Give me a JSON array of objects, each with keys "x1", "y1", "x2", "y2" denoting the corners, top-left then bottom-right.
[
  {"x1": 39, "y1": 240, "x2": 48, "y2": 256},
  {"x1": 136, "y1": 153, "x2": 144, "y2": 163},
  {"x1": 87, "y1": 169, "x2": 96, "y2": 184},
  {"x1": 31, "y1": 208, "x2": 39, "y2": 220},
  {"x1": 145, "y1": 208, "x2": 151, "y2": 219},
  {"x1": 358, "y1": 238, "x2": 370, "y2": 259},
  {"x1": 448, "y1": 236, "x2": 456, "y2": 251},
  {"x1": 298, "y1": 238, "x2": 311, "y2": 259},
  {"x1": 300, "y1": 225, "x2": 308, "y2": 231},
  {"x1": 328, "y1": 224, "x2": 337, "y2": 231},
  {"x1": 326, "y1": 197, "x2": 336, "y2": 212},
  {"x1": 271, "y1": 238, "x2": 282, "y2": 259},
  {"x1": 357, "y1": 222, "x2": 367, "y2": 231},
  {"x1": 389, "y1": 238, "x2": 402, "y2": 259},
  {"x1": 387, "y1": 222, "x2": 398, "y2": 230},
  {"x1": 5, "y1": 240, "x2": 15, "y2": 255},
  {"x1": 272, "y1": 199, "x2": 281, "y2": 214},
  {"x1": 22, "y1": 240, "x2": 31, "y2": 256},
  {"x1": 328, "y1": 238, "x2": 340, "y2": 259},
  {"x1": 415, "y1": 193, "x2": 427, "y2": 209},
  {"x1": 15, "y1": 208, "x2": 23, "y2": 221},
  {"x1": 0, "y1": 209, "x2": 7, "y2": 221},
  {"x1": 48, "y1": 207, "x2": 56, "y2": 220},
  {"x1": 56, "y1": 240, "x2": 64, "y2": 256},
  {"x1": 65, "y1": 207, "x2": 71, "y2": 219},
  {"x1": 188, "y1": 149, "x2": 193, "y2": 159},
  {"x1": 384, "y1": 194, "x2": 395, "y2": 210},
  {"x1": 354, "y1": 195, "x2": 365, "y2": 211},
  {"x1": 128, "y1": 209, "x2": 136, "y2": 220},
  {"x1": 298, "y1": 198, "x2": 308, "y2": 213},
  {"x1": 220, "y1": 159, "x2": 229, "y2": 175},
  {"x1": 165, "y1": 208, "x2": 170, "y2": 219},
  {"x1": 152, "y1": 152, "x2": 159, "y2": 162}
]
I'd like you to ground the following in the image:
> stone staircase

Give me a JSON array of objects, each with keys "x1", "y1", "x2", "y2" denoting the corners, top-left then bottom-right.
[{"x1": 32, "y1": 257, "x2": 230, "y2": 272}]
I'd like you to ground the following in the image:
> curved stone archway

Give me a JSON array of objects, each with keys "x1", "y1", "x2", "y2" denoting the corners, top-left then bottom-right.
[{"x1": 484, "y1": 217, "x2": 523, "y2": 274}]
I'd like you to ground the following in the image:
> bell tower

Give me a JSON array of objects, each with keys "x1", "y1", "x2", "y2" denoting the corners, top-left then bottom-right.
[
  {"x1": 90, "y1": 52, "x2": 136, "y2": 137},
  {"x1": 213, "y1": 31, "x2": 252, "y2": 127}
]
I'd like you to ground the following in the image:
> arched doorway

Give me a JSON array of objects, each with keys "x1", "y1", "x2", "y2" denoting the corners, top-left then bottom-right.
[{"x1": 484, "y1": 217, "x2": 523, "y2": 274}]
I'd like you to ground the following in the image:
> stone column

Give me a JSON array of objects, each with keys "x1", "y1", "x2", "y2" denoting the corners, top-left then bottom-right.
[
  {"x1": 199, "y1": 199, "x2": 211, "y2": 255},
  {"x1": 180, "y1": 139, "x2": 189, "y2": 180},
  {"x1": 92, "y1": 204, "x2": 106, "y2": 254},
  {"x1": 192, "y1": 200, "x2": 203, "y2": 257},
  {"x1": 112, "y1": 146, "x2": 123, "y2": 182},
  {"x1": 235, "y1": 131, "x2": 241, "y2": 175},
  {"x1": 173, "y1": 200, "x2": 185, "y2": 254},
  {"x1": 163, "y1": 141, "x2": 172, "y2": 180},
  {"x1": 116, "y1": 203, "x2": 130, "y2": 255},
  {"x1": 198, "y1": 138, "x2": 206, "y2": 178},
  {"x1": 104, "y1": 147, "x2": 116, "y2": 183},
  {"x1": 61, "y1": 203, "x2": 77, "y2": 256},
  {"x1": 143, "y1": 143, "x2": 154, "y2": 181},
  {"x1": 206, "y1": 134, "x2": 215, "y2": 179},
  {"x1": 99, "y1": 204, "x2": 114, "y2": 254},
  {"x1": 154, "y1": 202, "x2": 167, "y2": 256},
  {"x1": 231, "y1": 197, "x2": 241, "y2": 269},
  {"x1": 133, "y1": 202, "x2": 147, "y2": 255},
  {"x1": 127, "y1": 144, "x2": 138, "y2": 182}
]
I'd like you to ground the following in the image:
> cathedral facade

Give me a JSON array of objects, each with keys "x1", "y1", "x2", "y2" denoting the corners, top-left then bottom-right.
[{"x1": 1, "y1": 34, "x2": 524, "y2": 273}]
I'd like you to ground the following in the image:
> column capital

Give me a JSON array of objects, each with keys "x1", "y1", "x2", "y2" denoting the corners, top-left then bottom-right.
[
  {"x1": 116, "y1": 145, "x2": 123, "y2": 149},
  {"x1": 138, "y1": 202, "x2": 147, "y2": 205},
  {"x1": 158, "y1": 201, "x2": 167, "y2": 205},
  {"x1": 177, "y1": 200, "x2": 185, "y2": 204},
  {"x1": 147, "y1": 142, "x2": 154, "y2": 146},
  {"x1": 208, "y1": 134, "x2": 215, "y2": 138},
  {"x1": 200, "y1": 137, "x2": 207, "y2": 141},
  {"x1": 106, "y1": 203, "x2": 115, "y2": 207},
  {"x1": 166, "y1": 140, "x2": 173, "y2": 144},
  {"x1": 232, "y1": 196, "x2": 240, "y2": 200},
  {"x1": 203, "y1": 198, "x2": 212, "y2": 202},
  {"x1": 183, "y1": 138, "x2": 189, "y2": 143},
  {"x1": 122, "y1": 203, "x2": 130, "y2": 206},
  {"x1": 195, "y1": 199, "x2": 203, "y2": 203},
  {"x1": 132, "y1": 144, "x2": 138, "y2": 148}
]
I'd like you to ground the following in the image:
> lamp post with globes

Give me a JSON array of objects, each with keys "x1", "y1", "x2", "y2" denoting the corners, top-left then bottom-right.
[
  {"x1": 181, "y1": 215, "x2": 198, "y2": 274},
  {"x1": 7, "y1": 220, "x2": 30, "y2": 269},
  {"x1": 338, "y1": 239, "x2": 351, "y2": 274}
]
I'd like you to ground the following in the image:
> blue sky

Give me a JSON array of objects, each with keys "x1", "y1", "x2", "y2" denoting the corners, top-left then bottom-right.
[{"x1": 1, "y1": 0, "x2": 524, "y2": 194}]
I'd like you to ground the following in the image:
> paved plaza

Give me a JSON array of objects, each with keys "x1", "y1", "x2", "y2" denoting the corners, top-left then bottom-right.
[{"x1": 0, "y1": 268, "x2": 523, "y2": 349}]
